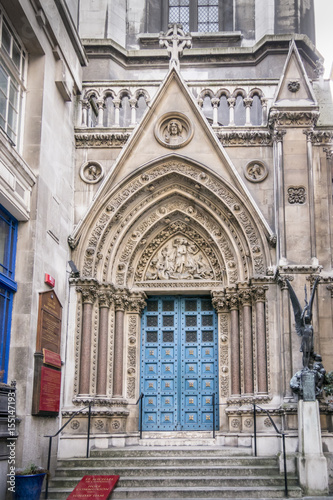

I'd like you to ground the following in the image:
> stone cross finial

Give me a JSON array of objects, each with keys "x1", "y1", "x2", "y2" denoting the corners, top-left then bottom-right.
[{"x1": 159, "y1": 23, "x2": 192, "y2": 68}]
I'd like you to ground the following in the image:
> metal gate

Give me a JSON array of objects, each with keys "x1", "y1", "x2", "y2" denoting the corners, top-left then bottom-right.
[{"x1": 140, "y1": 296, "x2": 218, "y2": 431}]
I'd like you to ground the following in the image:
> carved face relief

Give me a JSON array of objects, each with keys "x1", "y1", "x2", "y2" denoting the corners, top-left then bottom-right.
[
  {"x1": 244, "y1": 161, "x2": 268, "y2": 183},
  {"x1": 80, "y1": 161, "x2": 104, "y2": 184},
  {"x1": 144, "y1": 236, "x2": 214, "y2": 281},
  {"x1": 154, "y1": 112, "x2": 193, "y2": 149}
]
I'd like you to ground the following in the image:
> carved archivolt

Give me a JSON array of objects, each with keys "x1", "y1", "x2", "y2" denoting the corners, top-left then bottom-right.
[{"x1": 72, "y1": 159, "x2": 271, "y2": 288}]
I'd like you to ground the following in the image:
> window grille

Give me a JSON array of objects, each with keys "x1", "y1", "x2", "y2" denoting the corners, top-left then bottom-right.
[
  {"x1": 169, "y1": 0, "x2": 190, "y2": 32},
  {"x1": 198, "y1": 0, "x2": 219, "y2": 33}
]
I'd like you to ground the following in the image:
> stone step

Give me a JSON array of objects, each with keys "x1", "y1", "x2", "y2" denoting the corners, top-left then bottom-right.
[
  {"x1": 46, "y1": 485, "x2": 302, "y2": 499},
  {"x1": 57, "y1": 456, "x2": 277, "y2": 468},
  {"x1": 90, "y1": 446, "x2": 252, "y2": 457},
  {"x1": 55, "y1": 464, "x2": 280, "y2": 477},
  {"x1": 50, "y1": 474, "x2": 299, "y2": 489}
]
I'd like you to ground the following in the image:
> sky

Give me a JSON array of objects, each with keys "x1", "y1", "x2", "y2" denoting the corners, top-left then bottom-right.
[{"x1": 314, "y1": 0, "x2": 333, "y2": 78}]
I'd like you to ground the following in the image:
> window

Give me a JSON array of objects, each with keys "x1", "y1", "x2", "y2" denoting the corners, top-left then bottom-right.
[
  {"x1": 166, "y1": 0, "x2": 233, "y2": 33},
  {"x1": 0, "y1": 10, "x2": 26, "y2": 146},
  {"x1": 0, "y1": 205, "x2": 17, "y2": 383}
]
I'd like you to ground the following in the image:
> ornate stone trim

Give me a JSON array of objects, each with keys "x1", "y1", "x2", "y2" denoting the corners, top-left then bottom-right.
[
  {"x1": 303, "y1": 129, "x2": 333, "y2": 145},
  {"x1": 269, "y1": 110, "x2": 319, "y2": 128},
  {"x1": 287, "y1": 81, "x2": 300, "y2": 93},
  {"x1": 287, "y1": 186, "x2": 306, "y2": 205},
  {"x1": 75, "y1": 131, "x2": 131, "y2": 148},
  {"x1": 216, "y1": 130, "x2": 272, "y2": 147},
  {"x1": 244, "y1": 161, "x2": 268, "y2": 183},
  {"x1": 154, "y1": 112, "x2": 194, "y2": 149}
]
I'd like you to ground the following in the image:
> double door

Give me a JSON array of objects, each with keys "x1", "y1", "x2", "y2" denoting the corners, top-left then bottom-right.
[{"x1": 140, "y1": 296, "x2": 218, "y2": 431}]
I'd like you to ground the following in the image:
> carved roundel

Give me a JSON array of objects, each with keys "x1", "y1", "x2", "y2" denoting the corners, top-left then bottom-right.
[
  {"x1": 154, "y1": 112, "x2": 194, "y2": 149},
  {"x1": 80, "y1": 161, "x2": 104, "y2": 184},
  {"x1": 244, "y1": 160, "x2": 268, "y2": 183}
]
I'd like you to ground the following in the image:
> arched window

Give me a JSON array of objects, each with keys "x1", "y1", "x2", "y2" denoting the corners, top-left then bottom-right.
[
  {"x1": 103, "y1": 96, "x2": 115, "y2": 127},
  {"x1": 217, "y1": 95, "x2": 229, "y2": 126},
  {"x1": 234, "y1": 95, "x2": 246, "y2": 126},
  {"x1": 136, "y1": 95, "x2": 147, "y2": 122},
  {"x1": 202, "y1": 95, "x2": 213, "y2": 123},
  {"x1": 250, "y1": 95, "x2": 262, "y2": 126},
  {"x1": 119, "y1": 96, "x2": 131, "y2": 127}
]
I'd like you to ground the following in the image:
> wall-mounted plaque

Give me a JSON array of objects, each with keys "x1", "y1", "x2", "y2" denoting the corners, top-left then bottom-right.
[
  {"x1": 36, "y1": 291, "x2": 62, "y2": 354},
  {"x1": 39, "y1": 366, "x2": 61, "y2": 413},
  {"x1": 33, "y1": 291, "x2": 63, "y2": 416},
  {"x1": 67, "y1": 475, "x2": 120, "y2": 499}
]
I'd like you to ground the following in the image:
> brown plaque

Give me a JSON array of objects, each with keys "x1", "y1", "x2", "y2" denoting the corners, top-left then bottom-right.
[
  {"x1": 43, "y1": 348, "x2": 61, "y2": 368},
  {"x1": 67, "y1": 475, "x2": 120, "y2": 499},
  {"x1": 39, "y1": 366, "x2": 61, "y2": 413},
  {"x1": 36, "y1": 291, "x2": 62, "y2": 354}
]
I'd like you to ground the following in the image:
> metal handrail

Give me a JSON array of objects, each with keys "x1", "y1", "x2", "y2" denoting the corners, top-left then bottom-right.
[
  {"x1": 44, "y1": 402, "x2": 92, "y2": 499},
  {"x1": 253, "y1": 403, "x2": 288, "y2": 498}
]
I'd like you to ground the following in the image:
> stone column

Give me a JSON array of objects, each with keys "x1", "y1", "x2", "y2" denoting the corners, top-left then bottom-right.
[
  {"x1": 113, "y1": 99, "x2": 121, "y2": 126},
  {"x1": 273, "y1": 130, "x2": 287, "y2": 264},
  {"x1": 227, "y1": 289, "x2": 240, "y2": 396},
  {"x1": 261, "y1": 98, "x2": 268, "y2": 126},
  {"x1": 305, "y1": 130, "x2": 317, "y2": 262},
  {"x1": 77, "y1": 285, "x2": 96, "y2": 395},
  {"x1": 81, "y1": 99, "x2": 89, "y2": 127},
  {"x1": 77, "y1": 97, "x2": 83, "y2": 127},
  {"x1": 96, "y1": 290, "x2": 112, "y2": 396},
  {"x1": 278, "y1": 276, "x2": 293, "y2": 399},
  {"x1": 238, "y1": 284, "x2": 253, "y2": 395},
  {"x1": 96, "y1": 98, "x2": 105, "y2": 127},
  {"x1": 227, "y1": 97, "x2": 235, "y2": 126},
  {"x1": 129, "y1": 98, "x2": 137, "y2": 126},
  {"x1": 324, "y1": 148, "x2": 333, "y2": 268},
  {"x1": 211, "y1": 97, "x2": 219, "y2": 126},
  {"x1": 244, "y1": 97, "x2": 253, "y2": 126},
  {"x1": 252, "y1": 286, "x2": 268, "y2": 394},
  {"x1": 112, "y1": 291, "x2": 128, "y2": 398},
  {"x1": 126, "y1": 293, "x2": 147, "y2": 400}
]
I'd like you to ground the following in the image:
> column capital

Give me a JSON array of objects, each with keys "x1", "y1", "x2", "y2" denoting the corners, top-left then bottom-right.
[
  {"x1": 227, "y1": 97, "x2": 235, "y2": 108},
  {"x1": 113, "y1": 98, "x2": 121, "y2": 109},
  {"x1": 251, "y1": 285, "x2": 268, "y2": 303},
  {"x1": 129, "y1": 98, "x2": 137, "y2": 108},
  {"x1": 272, "y1": 129, "x2": 287, "y2": 143},
  {"x1": 211, "y1": 291, "x2": 228, "y2": 313},
  {"x1": 238, "y1": 284, "x2": 252, "y2": 307},
  {"x1": 127, "y1": 292, "x2": 147, "y2": 314},
  {"x1": 77, "y1": 285, "x2": 97, "y2": 304},
  {"x1": 97, "y1": 290, "x2": 112, "y2": 308},
  {"x1": 324, "y1": 147, "x2": 333, "y2": 160},
  {"x1": 96, "y1": 98, "x2": 105, "y2": 109},
  {"x1": 113, "y1": 292, "x2": 129, "y2": 311},
  {"x1": 277, "y1": 274, "x2": 294, "y2": 290},
  {"x1": 243, "y1": 97, "x2": 253, "y2": 108},
  {"x1": 211, "y1": 97, "x2": 220, "y2": 108}
]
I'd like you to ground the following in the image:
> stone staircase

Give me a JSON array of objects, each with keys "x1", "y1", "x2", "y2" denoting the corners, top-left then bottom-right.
[{"x1": 47, "y1": 446, "x2": 303, "y2": 499}]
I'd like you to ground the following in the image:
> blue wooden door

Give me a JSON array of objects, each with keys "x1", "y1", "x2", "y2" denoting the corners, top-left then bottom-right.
[{"x1": 140, "y1": 297, "x2": 218, "y2": 431}]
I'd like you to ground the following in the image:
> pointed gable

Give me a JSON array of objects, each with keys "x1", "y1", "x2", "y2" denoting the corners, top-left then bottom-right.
[{"x1": 273, "y1": 40, "x2": 317, "y2": 107}]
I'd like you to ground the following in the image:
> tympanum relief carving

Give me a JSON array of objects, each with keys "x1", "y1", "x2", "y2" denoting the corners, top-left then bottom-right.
[{"x1": 145, "y1": 237, "x2": 214, "y2": 281}]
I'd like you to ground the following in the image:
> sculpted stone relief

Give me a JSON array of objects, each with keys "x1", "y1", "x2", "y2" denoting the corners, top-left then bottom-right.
[
  {"x1": 75, "y1": 160, "x2": 268, "y2": 286},
  {"x1": 145, "y1": 237, "x2": 214, "y2": 281}
]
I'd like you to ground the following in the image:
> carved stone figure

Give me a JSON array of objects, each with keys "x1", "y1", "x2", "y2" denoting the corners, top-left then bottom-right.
[
  {"x1": 164, "y1": 120, "x2": 183, "y2": 145},
  {"x1": 144, "y1": 237, "x2": 213, "y2": 281},
  {"x1": 286, "y1": 277, "x2": 319, "y2": 369}
]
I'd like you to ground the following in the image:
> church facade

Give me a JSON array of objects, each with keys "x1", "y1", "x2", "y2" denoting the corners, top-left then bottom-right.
[{"x1": 1, "y1": 0, "x2": 333, "y2": 495}]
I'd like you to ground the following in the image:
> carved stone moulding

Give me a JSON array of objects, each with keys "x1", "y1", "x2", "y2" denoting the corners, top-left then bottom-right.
[
  {"x1": 80, "y1": 161, "x2": 104, "y2": 184},
  {"x1": 216, "y1": 130, "x2": 273, "y2": 147},
  {"x1": 244, "y1": 160, "x2": 268, "y2": 183},
  {"x1": 75, "y1": 130, "x2": 131, "y2": 148},
  {"x1": 154, "y1": 112, "x2": 194, "y2": 149},
  {"x1": 268, "y1": 110, "x2": 320, "y2": 128}
]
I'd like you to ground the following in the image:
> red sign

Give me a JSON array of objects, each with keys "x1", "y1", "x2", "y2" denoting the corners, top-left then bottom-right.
[
  {"x1": 39, "y1": 366, "x2": 61, "y2": 413},
  {"x1": 67, "y1": 476, "x2": 120, "y2": 499},
  {"x1": 45, "y1": 273, "x2": 55, "y2": 287},
  {"x1": 43, "y1": 348, "x2": 61, "y2": 368}
]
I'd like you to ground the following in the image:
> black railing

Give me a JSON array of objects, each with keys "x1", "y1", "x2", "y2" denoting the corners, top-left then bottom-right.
[
  {"x1": 253, "y1": 404, "x2": 288, "y2": 498},
  {"x1": 44, "y1": 402, "x2": 92, "y2": 499}
]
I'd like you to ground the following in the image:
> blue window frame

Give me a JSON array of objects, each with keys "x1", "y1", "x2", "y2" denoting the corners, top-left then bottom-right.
[{"x1": 0, "y1": 205, "x2": 17, "y2": 383}]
